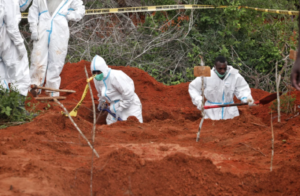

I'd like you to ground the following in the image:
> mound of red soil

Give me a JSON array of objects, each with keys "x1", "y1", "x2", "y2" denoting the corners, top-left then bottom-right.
[{"x1": 1, "y1": 61, "x2": 300, "y2": 195}]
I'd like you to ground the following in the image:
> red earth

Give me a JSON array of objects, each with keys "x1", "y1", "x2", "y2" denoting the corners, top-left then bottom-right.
[{"x1": 1, "y1": 60, "x2": 300, "y2": 195}]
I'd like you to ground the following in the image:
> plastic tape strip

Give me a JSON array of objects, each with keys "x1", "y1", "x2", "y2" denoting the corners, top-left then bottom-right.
[
  {"x1": 21, "y1": 4, "x2": 299, "y2": 18},
  {"x1": 63, "y1": 76, "x2": 95, "y2": 117}
]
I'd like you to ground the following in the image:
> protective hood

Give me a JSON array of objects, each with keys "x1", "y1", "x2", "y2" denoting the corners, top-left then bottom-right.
[
  {"x1": 212, "y1": 65, "x2": 239, "y2": 79},
  {"x1": 91, "y1": 55, "x2": 111, "y2": 78}
]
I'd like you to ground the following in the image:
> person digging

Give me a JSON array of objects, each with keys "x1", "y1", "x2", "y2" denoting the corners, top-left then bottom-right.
[{"x1": 189, "y1": 56, "x2": 254, "y2": 120}]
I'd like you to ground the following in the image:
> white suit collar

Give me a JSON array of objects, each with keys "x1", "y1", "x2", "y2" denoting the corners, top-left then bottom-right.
[{"x1": 212, "y1": 65, "x2": 239, "y2": 79}]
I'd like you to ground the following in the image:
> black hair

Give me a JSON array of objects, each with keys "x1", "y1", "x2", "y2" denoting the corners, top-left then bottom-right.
[{"x1": 214, "y1": 56, "x2": 227, "y2": 65}]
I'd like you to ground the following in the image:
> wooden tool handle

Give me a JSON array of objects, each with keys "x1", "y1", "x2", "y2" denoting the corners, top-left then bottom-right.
[
  {"x1": 204, "y1": 101, "x2": 259, "y2": 110},
  {"x1": 31, "y1": 85, "x2": 76, "y2": 93},
  {"x1": 35, "y1": 96, "x2": 66, "y2": 100}
]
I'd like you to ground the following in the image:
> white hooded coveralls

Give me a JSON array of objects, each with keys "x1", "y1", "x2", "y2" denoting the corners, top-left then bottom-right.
[
  {"x1": 28, "y1": 0, "x2": 85, "y2": 96},
  {"x1": 0, "y1": 0, "x2": 31, "y2": 96},
  {"x1": 91, "y1": 55, "x2": 143, "y2": 125},
  {"x1": 189, "y1": 66, "x2": 253, "y2": 120},
  {"x1": 19, "y1": 0, "x2": 33, "y2": 11}
]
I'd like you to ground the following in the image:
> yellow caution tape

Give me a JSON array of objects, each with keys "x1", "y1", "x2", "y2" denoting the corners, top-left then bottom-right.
[
  {"x1": 62, "y1": 76, "x2": 95, "y2": 117},
  {"x1": 21, "y1": 4, "x2": 299, "y2": 18},
  {"x1": 242, "y1": 6, "x2": 298, "y2": 15}
]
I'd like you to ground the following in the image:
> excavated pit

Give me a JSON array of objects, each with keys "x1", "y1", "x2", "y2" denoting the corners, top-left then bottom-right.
[{"x1": 1, "y1": 60, "x2": 300, "y2": 195}]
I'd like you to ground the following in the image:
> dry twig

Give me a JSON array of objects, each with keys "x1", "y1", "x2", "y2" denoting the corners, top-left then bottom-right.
[
  {"x1": 53, "y1": 98, "x2": 99, "y2": 158},
  {"x1": 84, "y1": 66, "x2": 97, "y2": 196},
  {"x1": 239, "y1": 142, "x2": 266, "y2": 156}
]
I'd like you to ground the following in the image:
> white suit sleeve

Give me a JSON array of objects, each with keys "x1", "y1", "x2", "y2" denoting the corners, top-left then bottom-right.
[
  {"x1": 112, "y1": 72, "x2": 135, "y2": 111},
  {"x1": 234, "y1": 74, "x2": 252, "y2": 103},
  {"x1": 19, "y1": 0, "x2": 32, "y2": 12},
  {"x1": 188, "y1": 77, "x2": 204, "y2": 106},
  {"x1": 0, "y1": 1, "x2": 4, "y2": 24},
  {"x1": 67, "y1": 0, "x2": 85, "y2": 22},
  {"x1": 3, "y1": 0, "x2": 23, "y2": 46},
  {"x1": 27, "y1": 0, "x2": 38, "y2": 33}
]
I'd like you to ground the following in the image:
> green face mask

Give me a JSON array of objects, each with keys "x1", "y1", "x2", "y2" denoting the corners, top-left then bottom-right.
[
  {"x1": 214, "y1": 69, "x2": 227, "y2": 78},
  {"x1": 95, "y1": 73, "x2": 104, "y2": 81}
]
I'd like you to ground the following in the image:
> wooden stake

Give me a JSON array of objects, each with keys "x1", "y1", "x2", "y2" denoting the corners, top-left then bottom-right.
[
  {"x1": 270, "y1": 112, "x2": 274, "y2": 172},
  {"x1": 196, "y1": 56, "x2": 207, "y2": 142},
  {"x1": 31, "y1": 85, "x2": 76, "y2": 93},
  {"x1": 35, "y1": 96, "x2": 66, "y2": 100}
]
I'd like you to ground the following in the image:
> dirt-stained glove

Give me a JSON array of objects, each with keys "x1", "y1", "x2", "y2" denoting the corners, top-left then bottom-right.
[
  {"x1": 97, "y1": 98, "x2": 106, "y2": 111},
  {"x1": 247, "y1": 96, "x2": 255, "y2": 106},
  {"x1": 31, "y1": 31, "x2": 38, "y2": 41},
  {"x1": 195, "y1": 97, "x2": 203, "y2": 110},
  {"x1": 16, "y1": 44, "x2": 26, "y2": 60}
]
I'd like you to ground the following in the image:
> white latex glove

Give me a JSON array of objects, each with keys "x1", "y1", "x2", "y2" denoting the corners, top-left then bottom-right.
[
  {"x1": 247, "y1": 96, "x2": 255, "y2": 106},
  {"x1": 195, "y1": 97, "x2": 203, "y2": 110},
  {"x1": 97, "y1": 97, "x2": 106, "y2": 111},
  {"x1": 197, "y1": 101, "x2": 203, "y2": 110},
  {"x1": 16, "y1": 44, "x2": 26, "y2": 60},
  {"x1": 31, "y1": 31, "x2": 38, "y2": 41}
]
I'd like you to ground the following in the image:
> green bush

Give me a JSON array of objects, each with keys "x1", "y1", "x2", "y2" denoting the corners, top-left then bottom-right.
[
  {"x1": 0, "y1": 85, "x2": 34, "y2": 123},
  {"x1": 270, "y1": 94, "x2": 297, "y2": 114}
]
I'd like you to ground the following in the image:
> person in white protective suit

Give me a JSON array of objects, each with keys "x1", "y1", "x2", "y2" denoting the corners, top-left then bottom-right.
[
  {"x1": 189, "y1": 56, "x2": 254, "y2": 120},
  {"x1": 0, "y1": 59, "x2": 9, "y2": 91},
  {"x1": 0, "y1": 0, "x2": 32, "y2": 92},
  {"x1": 91, "y1": 55, "x2": 143, "y2": 125},
  {"x1": 0, "y1": 0, "x2": 31, "y2": 114},
  {"x1": 19, "y1": 0, "x2": 33, "y2": 11},
  {"x1": 28, "y1": 0, "x2": 85, "y2": 97}
]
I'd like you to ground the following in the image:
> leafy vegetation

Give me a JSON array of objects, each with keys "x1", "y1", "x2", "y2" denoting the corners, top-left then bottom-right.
[
  {"x1": 22, "y1": 0, "x2": 298, "y2": 91},
  {"x1": 270, "y1": 93, "x2": 297, "y2": 114},
  {"x1": 0, "y1": 85, "x2": 35, "y2": 128}
]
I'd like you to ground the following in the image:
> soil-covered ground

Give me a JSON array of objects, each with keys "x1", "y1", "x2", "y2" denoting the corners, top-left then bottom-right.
[{"x1": 1, "y1": 60, "x2": 300, "y2": 196}]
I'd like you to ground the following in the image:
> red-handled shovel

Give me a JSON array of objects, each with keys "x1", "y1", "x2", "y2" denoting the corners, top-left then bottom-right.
[{"x1": 204, "y1": 92, "x2": 281, "y2": 110}]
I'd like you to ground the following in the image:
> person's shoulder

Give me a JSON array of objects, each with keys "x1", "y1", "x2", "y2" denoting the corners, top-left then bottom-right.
[
  {"x1": 111, "y1": 69, "x2": 126, "y2": 76},
  {"x1": 110, "y1": 69, "x2": 131, "y2": 80},
  {"x1": 227, "y1": 66, "x2": 242, "y2": 76}
]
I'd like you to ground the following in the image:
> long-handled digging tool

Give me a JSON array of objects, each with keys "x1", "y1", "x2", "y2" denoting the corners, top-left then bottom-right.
[
  {"x1": 99, "y1": 104, "x2": 123, "y2": 121},
  {"x1": 203, "y1": 92, "x2": 281, "y2": 110},
  {"x1": 196, "y1": 93, "x2": 280, "y2": 142}
]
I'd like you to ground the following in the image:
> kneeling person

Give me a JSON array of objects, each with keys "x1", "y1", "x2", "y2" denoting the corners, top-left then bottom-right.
[
  {"x1": 91, "y1": 55, "x2": 143, "y2": 125},
  {"x1": 189, "y1": 56, "x2": 254, "y2": 120}
]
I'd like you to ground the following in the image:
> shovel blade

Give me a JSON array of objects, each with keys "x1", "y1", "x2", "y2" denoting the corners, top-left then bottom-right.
[{"x1": 259, "y1": 92, "x2": 282, "y2": 105}]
